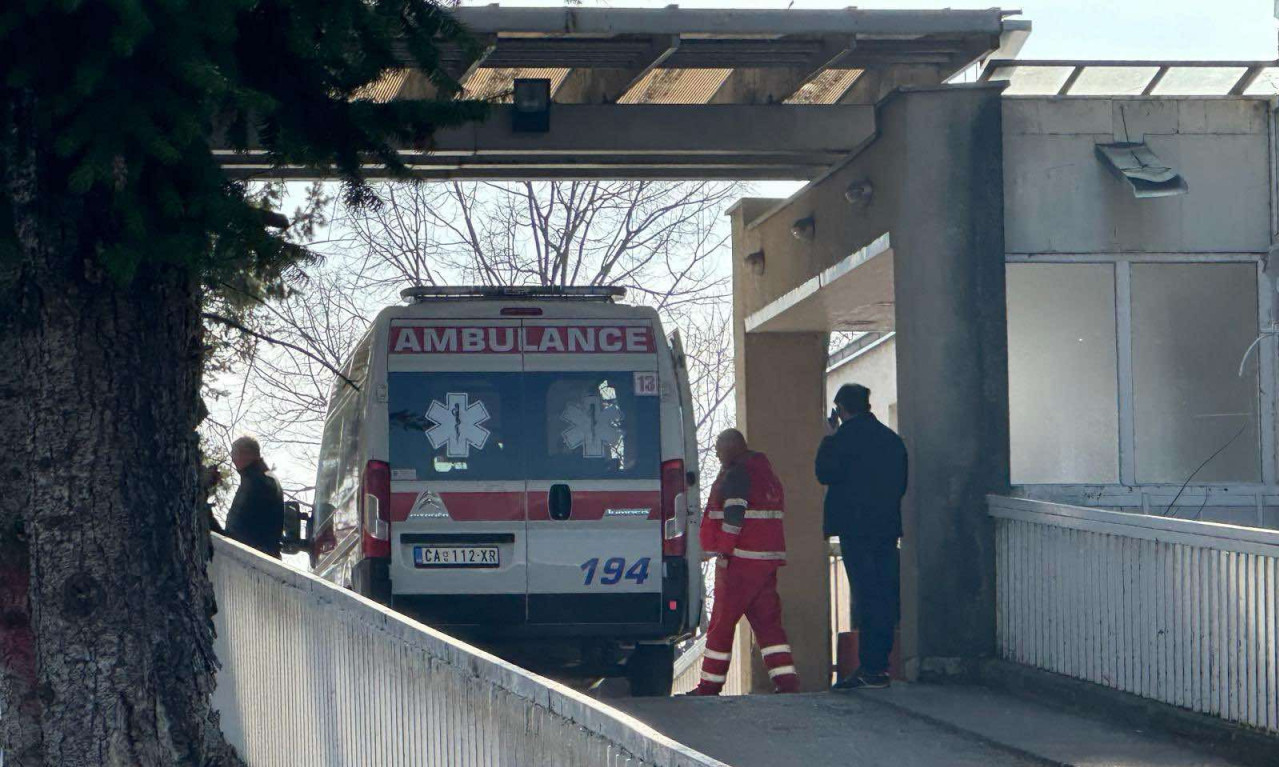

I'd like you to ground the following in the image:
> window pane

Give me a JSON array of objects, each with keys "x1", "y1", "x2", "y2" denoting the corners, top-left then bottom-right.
[
  {"x1": 1151, "y1": 67, "x2": 1248, "y2": 96},
  {"x1": 527, "y1": 372, "x2": 660, "y2": 480},
  {"x1": 990, "y1": 65, "x2": 1075, "y2": 95},
  {"x1": 1132, "y1": 263, "x2": 1260, "y2": 483},
  {"x1": 1069, "y1": 66, "x2": 1159, "y2": 96},
  {"x1": 1008, "y1": 264, "x2": 1120, "y2": 484},
  {"x1": 388, "y1": 372, "x2": 523, "y2": 481}
]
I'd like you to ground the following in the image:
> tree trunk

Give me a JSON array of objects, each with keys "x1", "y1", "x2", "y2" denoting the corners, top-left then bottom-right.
[{"x1": 1, "y1": 97, "x2": 242, "y2": 766}]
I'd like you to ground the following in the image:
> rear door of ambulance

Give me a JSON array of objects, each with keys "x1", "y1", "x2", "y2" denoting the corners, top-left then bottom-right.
[
  {"x1": 522, "y1": 318, "x2": 665, "y2": 630},
  {"x1": 384, "y1": 316, "x2": 528, "y2": 626}
]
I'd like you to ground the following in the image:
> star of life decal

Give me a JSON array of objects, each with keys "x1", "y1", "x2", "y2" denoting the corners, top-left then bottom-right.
[
  {"x1": 561, "y1": 394, "x2": 623, "y2": 459},
  {"x1": 425, "y1": 393, "x2": 491, "y2": 458}
]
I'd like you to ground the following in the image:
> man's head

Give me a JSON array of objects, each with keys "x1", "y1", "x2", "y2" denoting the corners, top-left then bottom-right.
[
  {"x1": 833, "y1": 383, "x2": 872, "y2": 420},
  {"x1": 230, "y1": 436, "x2": 262, "y2": 471},
  {"x1": 715, "y1": 428, "x2": 749, "y2": 467}
]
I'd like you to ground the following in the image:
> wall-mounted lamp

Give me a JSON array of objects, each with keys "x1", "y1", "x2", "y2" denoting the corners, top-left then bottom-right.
[
  {"x1": 744, "y1": 249, "x2": 766, "y2": 275},
  {"x1": 844, "y1": 179, "x2": 873, "y2": 208},
  {"x1": 790, "y1": 215, "x2": 815, "y2": 242},
  {"x1": 512, "y1": 78, "x2": 551, "y2": 133}
]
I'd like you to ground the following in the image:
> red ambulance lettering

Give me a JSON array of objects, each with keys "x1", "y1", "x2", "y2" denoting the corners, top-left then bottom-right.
[
  {"x1": 393, "y1": 327, "x2": 421, "y2": 352},
  {"x1": 390, "y1": 325, "x2": 654, "y2": 353},
  {"x1": 568, "y1": 327, "x2": 594, "y2": 352},
  {"x1": 489, "y1": 327, "x2": 516, "y2": 352},
  {"x1": 423, "y1": 328, "x2": 457, "y2": 353},
  {"x1": 599, "y1": 327, "x2": 623, "y2": 352},
  {"x1": 462, "y1": 327, "x2": 485, "y2": 352}
]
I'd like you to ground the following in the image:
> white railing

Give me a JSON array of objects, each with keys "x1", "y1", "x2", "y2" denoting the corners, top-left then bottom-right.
[
  {"x1": 990, "y1": 496, "x2": 1279, "y2": 734},
  {"x1": 210, "y1": 536, "x2": 725, "y2": 766}
]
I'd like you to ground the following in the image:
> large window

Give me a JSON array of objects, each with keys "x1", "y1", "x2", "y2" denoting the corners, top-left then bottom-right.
[
  {"x1": 1131, "y1": 264, "x2": 1261, "y2": 483},
  {"x1": 1008, "y1": 259, "x2": 1267, "y2": 488},
  {"x1": 1008, "y1": 264, "x2": 1120, "y2": 483}
]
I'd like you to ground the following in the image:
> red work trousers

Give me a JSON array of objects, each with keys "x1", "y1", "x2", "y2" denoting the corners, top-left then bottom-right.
[{"x1": 695, "y1": 558, "x2": 800, "y2": 694}]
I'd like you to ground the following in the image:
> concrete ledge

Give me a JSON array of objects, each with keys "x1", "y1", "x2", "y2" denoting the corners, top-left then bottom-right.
[{"x1": 978, "y1": 659, "x2": 1279, "y2": 767}]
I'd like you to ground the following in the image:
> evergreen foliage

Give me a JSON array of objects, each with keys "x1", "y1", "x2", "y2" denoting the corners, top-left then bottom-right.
[{"x1": 0, "y1": 0, "x2": 488, "y2": 290}]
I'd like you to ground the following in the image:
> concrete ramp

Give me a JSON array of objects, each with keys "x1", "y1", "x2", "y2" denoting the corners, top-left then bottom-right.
[{"x1": 614, "y1": 684, "x2": 1244, "y2": 767}]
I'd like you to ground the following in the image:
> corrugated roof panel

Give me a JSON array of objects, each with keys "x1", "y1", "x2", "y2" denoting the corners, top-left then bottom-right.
[
  {"x1": 990, "y1": 65, "x2": 1075, "y2": 95},
  {"x1": 463, "y1": 68, "x2": 571, "y2": 102},
  {"x1": 786, "y1": 69, "x2": 863, "y2": 105},
  {"x1": 1243, "y1": 67, "x2": 1279, "y2": 95},
  {"x1": 353, "y1": 69, "x2": 409, "y2": 103},
  {"x1": 1069, "y1": 66, "x2": 1159, "y2": 96},
  {"x1": 617, "y1": 68, "x2": 732, "y2": 104},
  {"x1": 1151, "y1": 67, "x2": 1248, "y2": 96}
]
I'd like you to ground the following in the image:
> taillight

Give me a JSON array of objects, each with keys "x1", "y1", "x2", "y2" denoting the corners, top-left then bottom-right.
[
  {"x1": 361, "y1": 460, "x2": 391, "y2": 558},
  {"x1": 660, "y1": 459, "x2": 687, "y2": 556}
]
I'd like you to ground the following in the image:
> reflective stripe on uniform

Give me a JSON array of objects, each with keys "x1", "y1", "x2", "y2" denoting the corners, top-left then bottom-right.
[
  {"x1": 721, "y1": 523, "x2": 742, "y2": 535},
  {"x1": 723, "y1": 497, "x2": 748, "y2": 508},
  {"x1": 703, "y1": 648, "x2": 732, "y2": 662},
  {"x1": 767, "y1": 665, "x2": 798, "y2": 678},
  {"x1": 706, "y1": 509, "x2": 782, "y2": 520},
  {"x1": 732, "y1": 548, "x2": 787, "y2": 561},
  {"x1": 760, "y1": 644, "x2": 792, "y2": 657},
  {"x1": 700, "y1": 670, "x2": 727, "y2": 683}
]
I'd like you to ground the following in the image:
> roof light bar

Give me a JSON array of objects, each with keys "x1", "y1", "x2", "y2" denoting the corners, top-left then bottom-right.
[{"x1": 400, "y1": 285, "x2": 626, "y2": 302}]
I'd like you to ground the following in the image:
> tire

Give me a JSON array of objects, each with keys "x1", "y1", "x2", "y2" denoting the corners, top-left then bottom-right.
[
  {"x1": 352, "y1": 557, "x2": 391, "y2": 605},
  {"x1": 627, "y1": 643, "x2": 675, "y2": 697}
]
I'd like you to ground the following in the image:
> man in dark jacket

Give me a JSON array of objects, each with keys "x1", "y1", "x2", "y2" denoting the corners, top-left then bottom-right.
[
  {"x1": 225, "y1": 436, "x2": 285, "y2": 558},
  {"x1": 816, "y1": 384, "x2": 908, "y2": 690}
]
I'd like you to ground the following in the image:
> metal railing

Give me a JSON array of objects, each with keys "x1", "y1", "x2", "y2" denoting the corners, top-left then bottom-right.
[
  {"x1": 990, "y1": 495, "x2": 1279, "y2": 734},
  {"x1": 210, "y1": 536, "x2": 725, "y2": 766}
]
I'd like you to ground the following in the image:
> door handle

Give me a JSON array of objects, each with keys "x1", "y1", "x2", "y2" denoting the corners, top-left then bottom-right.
[{"x1": 548, "y1": 484, "x2": 572, "y2": 521}]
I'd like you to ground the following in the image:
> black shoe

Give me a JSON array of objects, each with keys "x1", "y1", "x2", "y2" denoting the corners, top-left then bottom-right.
[{"x1": 832, "y1": 670, "x2": 891, "y2": 690}]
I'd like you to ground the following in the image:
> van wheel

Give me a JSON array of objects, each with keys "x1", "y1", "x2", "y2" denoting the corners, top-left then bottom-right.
[
  {"x1": 627, "y1": 644, "x2": 674, "y2": 697},
  {"x1": 352, "y1": 558, "x2": 391, "y2": 605}
]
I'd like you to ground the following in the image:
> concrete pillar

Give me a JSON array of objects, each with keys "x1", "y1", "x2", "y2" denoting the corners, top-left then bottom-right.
[
  {"x1": 891, "y1": 86, "x2": 1009, "y2": 677},
  {"x1": 735, "y1": 332, "x2": 830, "y2": 692},
  {"x1": 731, "y1": 198, "x2": 832, "y2": 693}
]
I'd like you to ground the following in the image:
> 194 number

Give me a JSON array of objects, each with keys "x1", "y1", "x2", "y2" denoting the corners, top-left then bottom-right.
[{"x1": 581, "y1": 557, "x2": 650, "y2": 586}]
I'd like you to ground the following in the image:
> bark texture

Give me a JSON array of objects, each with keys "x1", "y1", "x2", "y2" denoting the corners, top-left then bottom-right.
[{"x1": 1, "y1": 94, "x2": 241, "y2": 767}]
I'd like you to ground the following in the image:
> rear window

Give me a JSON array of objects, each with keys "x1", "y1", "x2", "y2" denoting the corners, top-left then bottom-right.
[
  {"x1": 528, "y1": 372, "x2": 659, "y2": 480},
  {"x1": 387, "y1": 370, "x2": 659, "y2": 481},
  {"x1": 388, "y1": 372, "x2": 522, "y2": 481}
]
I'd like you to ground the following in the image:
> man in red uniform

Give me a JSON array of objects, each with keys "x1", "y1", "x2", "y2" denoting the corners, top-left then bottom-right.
[{"x1": 685, "y1": 429, "x2": 800, "y2": 695}]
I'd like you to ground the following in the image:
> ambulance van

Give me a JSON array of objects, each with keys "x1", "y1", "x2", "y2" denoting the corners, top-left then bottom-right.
[{"x1": 307, "y1": 286, "x2": 703, "y2": 695}]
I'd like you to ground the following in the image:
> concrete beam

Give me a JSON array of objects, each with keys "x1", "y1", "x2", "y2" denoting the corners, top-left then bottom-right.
[
  {"x1": 214, "y1": 103, "x2": 876, "y2": 181},
  {"x1": 449, "y1": 7, "x2": 1011, "y2": 38}
]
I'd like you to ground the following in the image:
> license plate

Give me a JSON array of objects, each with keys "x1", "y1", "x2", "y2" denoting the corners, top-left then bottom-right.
[{"x1": 414, "y1": 545, "x2": 500, "y2": 568}]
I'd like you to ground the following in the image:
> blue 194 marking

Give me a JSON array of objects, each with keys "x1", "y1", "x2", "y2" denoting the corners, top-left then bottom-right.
[{"x1": 581, "y1": 557, "x2": 650, "y2": 586}]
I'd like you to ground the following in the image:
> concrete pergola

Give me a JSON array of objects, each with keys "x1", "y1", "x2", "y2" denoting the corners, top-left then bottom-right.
[
  {"x1": 216, "y1": 5, "x2": 1028, "y2": 180},
  {"x1": 218, "y1": 4, "x2": 1036, "y2": 693}
]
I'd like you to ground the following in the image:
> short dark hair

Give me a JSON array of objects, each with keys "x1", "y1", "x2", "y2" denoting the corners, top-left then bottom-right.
[
  {"x1": 231, "y1": 436, "x2": 261, "y2": 457},
  {"x1": 834, "y1": 384, "x2": 871, "y2": 414}
]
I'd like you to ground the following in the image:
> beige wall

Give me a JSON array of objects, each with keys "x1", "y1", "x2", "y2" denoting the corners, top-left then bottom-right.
[{"x1": 1002, "y1": 98, "x2": 1273, "y2": 255}]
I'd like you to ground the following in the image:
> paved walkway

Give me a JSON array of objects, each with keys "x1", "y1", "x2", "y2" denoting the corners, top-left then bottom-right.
[{"x1": 612, "y1": 683, "x2": 1243, "y2": 767}]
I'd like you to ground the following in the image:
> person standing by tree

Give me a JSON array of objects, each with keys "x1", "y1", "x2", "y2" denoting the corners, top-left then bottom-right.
[
  {"x1": 224, "y1": 437, "x2": 284, "y2": 559},
  {"x1": 818, "y1": 384, "x2": 909, "y2": 690},
  {"x1": 685, "y1": 429, "x2": 800, "y2": 696}
]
